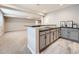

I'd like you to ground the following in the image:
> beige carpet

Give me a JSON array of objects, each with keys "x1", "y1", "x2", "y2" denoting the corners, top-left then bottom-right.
[
  {"x1": 41, "y1": 38, "x2": 79, "y2": 54},
  {"x1": 0, "y1": 31, "x2": 79, "y2": 54},
  {"x1": 0, "y1": 31, "x2": 31, "y2": 54}
]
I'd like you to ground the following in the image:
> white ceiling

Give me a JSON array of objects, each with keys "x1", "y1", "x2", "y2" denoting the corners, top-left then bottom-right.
[
  {"x1": 0, "y1": 4, "x2": 74, "y2": 19},
  {"x1": 13, "y1": 4, "x2": 73, "y2": 14}
]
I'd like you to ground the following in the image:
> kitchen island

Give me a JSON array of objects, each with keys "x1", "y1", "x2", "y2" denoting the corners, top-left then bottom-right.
[{"x1": 27, "y1": 25, "x2": 60, "y2": 54}]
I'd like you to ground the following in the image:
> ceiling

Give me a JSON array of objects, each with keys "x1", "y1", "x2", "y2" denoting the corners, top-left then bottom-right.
[
  {"x1": 0, "y1": 4, "x2": 74, "y2": 19},
  {"x1": 12, "y1": 4, "x2": 73, "y2": 14}
]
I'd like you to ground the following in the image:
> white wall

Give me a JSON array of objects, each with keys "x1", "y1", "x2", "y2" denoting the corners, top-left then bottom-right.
[
  {"x1": 44, "y1": 5, "x2": 79, "y2": 27},
  {"x1": 0, "y1": 10, "x2": 4, "y2": 36},
  {"x1": 5, "y1": 17, "x2": 35, "y2": 32}
]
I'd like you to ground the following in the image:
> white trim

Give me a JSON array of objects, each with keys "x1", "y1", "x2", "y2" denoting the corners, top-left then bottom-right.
[{"x1": 27, "y1": 45, "x2": 36, "y2": 54}]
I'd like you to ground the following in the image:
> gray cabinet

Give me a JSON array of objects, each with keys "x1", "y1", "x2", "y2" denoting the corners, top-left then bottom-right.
[
  {"x1": 61, "y1": 28, "x2": 69, "y2": 38},
  {"x1": 60, "y1": 28, "x2": 79, "y2": 42},
  {"x1": 69, "y1": 29, "x2": 79, "y2": 41}
]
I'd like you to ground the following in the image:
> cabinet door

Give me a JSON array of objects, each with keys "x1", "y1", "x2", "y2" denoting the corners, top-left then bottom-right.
[
  {"x1": 54, "y1": 30, "x2": 57, "y2": 40},
  {"x1": 39, "y1": 34, "x2": 46, "y2": 50},
  {"x1": 56, "y1": 29, "x2": 59, "y2": 39},
  {"x1": 46, "y1": 31, "x2": 50, "y2": 46},
  {"x1": 61, "y1": 28, "x2": 68, "y2": 38},
  {"x1": 50, "y1": 30, "x2": 54, "y2": 43},
  {"x1": 60, "y1": 28, "x2": 65, "y2": 37},
  {"x1": 58, "y1": 28, "x2": 61, "y2": 37},
  {"x1": 69, "y1": 29, "x2": 79, "y2": 41}
]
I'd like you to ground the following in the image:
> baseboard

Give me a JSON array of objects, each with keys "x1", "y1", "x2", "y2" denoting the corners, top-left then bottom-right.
[{"x1": 5, "y1": 29, "x2": 26, "y2": 33}]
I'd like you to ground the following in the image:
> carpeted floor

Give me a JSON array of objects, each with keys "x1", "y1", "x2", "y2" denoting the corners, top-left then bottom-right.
[
  {"x1": 41, "y1": 38, "x2": 79, "y2": 54},
  {"x1": 0, "y1": 31, "x2": 31, "y2": 54},
  {"x1": 0, "y1": 31, "x2": 79, "y2": 54}
]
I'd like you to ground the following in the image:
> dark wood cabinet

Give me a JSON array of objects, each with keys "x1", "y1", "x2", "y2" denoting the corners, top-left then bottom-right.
[
  {"x1": 46, "y1": 31, "x2": 50, "y2": 45},
  {"x1": 39, "y1": 34, "x2": 46, "y2": 50},
  {"x1": 39, "y1": 32, "x2": 46, "y2": 50},
  {"x1": 50, "y1": 30, "x2": 54, "y2": 43},
  {"x1": 39, "y1": 28, "x2": 59, "y2": 52}
]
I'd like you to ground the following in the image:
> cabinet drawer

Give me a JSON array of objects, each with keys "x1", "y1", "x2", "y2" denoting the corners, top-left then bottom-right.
[
  {"x1": 45, "y1": 31, "x2": 50, "y2": 34},
  {"x1": 40, "y1": 32, "x2": 45, "y2": 35},
  {"x1": 51, "y1": 30, "x2": 55, "y2": 32}
]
